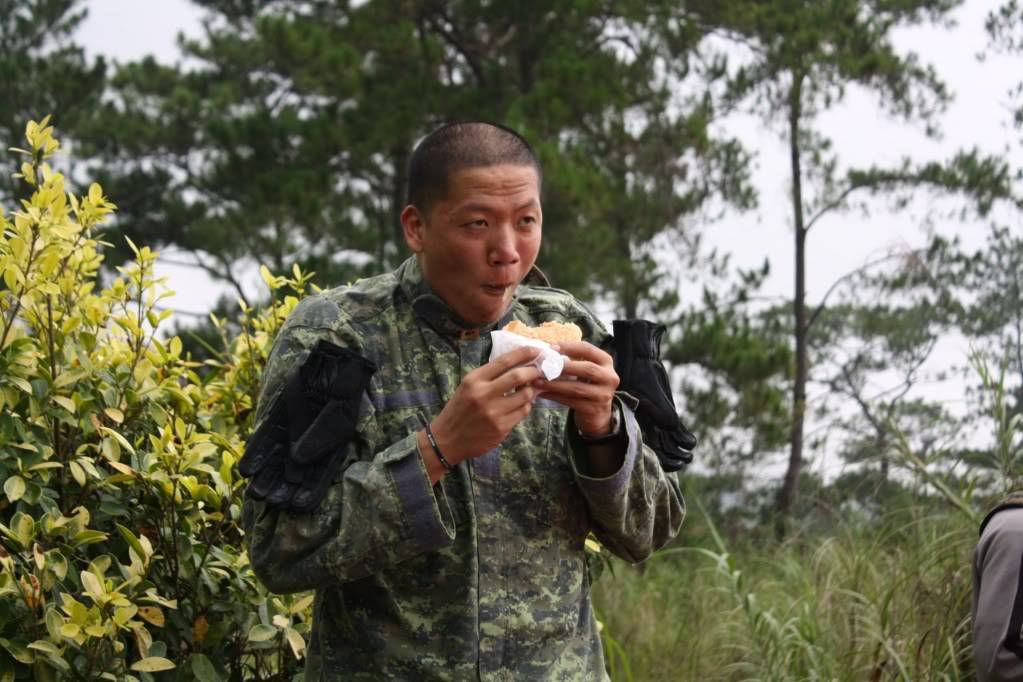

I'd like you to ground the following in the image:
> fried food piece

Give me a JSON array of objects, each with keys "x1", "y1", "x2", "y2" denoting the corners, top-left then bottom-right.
[{"x1": 502, "y1": 320, "x2": 583, "y2": 344}]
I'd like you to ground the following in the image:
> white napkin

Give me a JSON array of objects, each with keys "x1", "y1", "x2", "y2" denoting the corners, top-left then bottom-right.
[{"x1": 489, "y1": 330, "x2": 567, "y2": 380}]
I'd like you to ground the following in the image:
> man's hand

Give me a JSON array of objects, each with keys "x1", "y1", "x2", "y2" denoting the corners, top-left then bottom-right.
[
  {"x1": 539, "y1": 341, "x2": 620, "y2": 437},
  {"x1": 428, "y1": 346, "x2": 544, "y2": 469}
]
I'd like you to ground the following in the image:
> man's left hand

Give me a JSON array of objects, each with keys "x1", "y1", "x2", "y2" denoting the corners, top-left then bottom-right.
[{"x1": 539, "y1": 341, "x2": 619, "y2": 436}]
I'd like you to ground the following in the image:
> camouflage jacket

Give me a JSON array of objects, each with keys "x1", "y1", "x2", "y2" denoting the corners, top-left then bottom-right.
[{"x1": 241, "y1": 256, "x2": 686, "y2": 680}]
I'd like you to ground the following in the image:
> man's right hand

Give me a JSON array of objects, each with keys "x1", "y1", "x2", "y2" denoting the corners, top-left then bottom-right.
[{"x1": 426, "y1": 346, "x2": 543, "y2": 471}]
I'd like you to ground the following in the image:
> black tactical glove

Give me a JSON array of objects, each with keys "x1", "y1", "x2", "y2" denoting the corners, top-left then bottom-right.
[
  {"x1": 611, "y1": 320, "x2": 696, "y2": 473},
  {"x1": 239, "y1": 339, "x2": 377, "y2": 513}
]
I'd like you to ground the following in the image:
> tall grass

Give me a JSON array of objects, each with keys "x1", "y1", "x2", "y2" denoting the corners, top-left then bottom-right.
[
  {"x1": 593, "y1": 353, "x2": 1023, "y2": 680},
  {"x1": 594, "y1": 500, "x2": 976, "y2": 681}
]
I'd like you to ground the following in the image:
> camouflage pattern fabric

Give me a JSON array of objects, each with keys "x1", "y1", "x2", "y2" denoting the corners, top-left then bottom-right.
[{"x1": 241, "y1": 256, "x2": 686, "y2": 680}]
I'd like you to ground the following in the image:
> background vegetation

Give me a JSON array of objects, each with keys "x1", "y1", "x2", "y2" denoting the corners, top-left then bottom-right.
[{"x1": 4, "y1": 0, "x2": 1023, "y2": 678}]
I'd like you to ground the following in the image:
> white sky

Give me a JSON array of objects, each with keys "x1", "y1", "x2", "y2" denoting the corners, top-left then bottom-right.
[
  {"x1": 75, "y1": 0, "x2": 1023, "y2": 478},
  {"x1": 74, "y1": 0, "x2": 1021, "y2": 305}
]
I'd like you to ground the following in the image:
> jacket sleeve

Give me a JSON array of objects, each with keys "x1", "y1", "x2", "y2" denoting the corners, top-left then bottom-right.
[
  {"x1": 565, "y1": 392, "x2": 685, "y2": 563},
  {"x1": 241, "y1": 299, "x2": 456, "y2": 594},
  {"x1": 559, "y1": 300, "x2": 686, "y2": 563},
  {"x1": 973, "y1": 507, "x2": 1023, "y2": 681}
]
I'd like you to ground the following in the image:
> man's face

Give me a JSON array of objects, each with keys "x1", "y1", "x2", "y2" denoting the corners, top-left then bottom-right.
[{"x1": 401, "y1": 164, "x2": 542, "y2": 327}]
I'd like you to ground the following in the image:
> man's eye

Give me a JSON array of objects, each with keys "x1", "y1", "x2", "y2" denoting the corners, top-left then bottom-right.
[
  {"x1": 463, "y1": 219, "x2": 487, "y2": 228},
  {"x1": 518, "y1": 216, "x2": 537, "y2": 227}
]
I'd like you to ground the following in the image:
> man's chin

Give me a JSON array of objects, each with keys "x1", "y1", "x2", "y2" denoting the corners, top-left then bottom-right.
[{"x1": 464, "y1": 300, "x2": 511, "y2": 328}]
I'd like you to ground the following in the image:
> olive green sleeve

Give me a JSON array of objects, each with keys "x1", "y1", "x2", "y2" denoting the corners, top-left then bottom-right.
[
  {"x1": 567, "y1": 392, "x2": 686, "y2": 563},
  {"x1": 241, "y1": 299, "x2": 456, "y2": 594},
  {"x1": 562, "y1": 299, "x2": 686, "y2": 563}
]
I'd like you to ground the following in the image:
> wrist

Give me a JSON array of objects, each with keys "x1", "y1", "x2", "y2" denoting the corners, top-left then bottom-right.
[{"x1": 577, "y1": 404, "x2": 621, "y2": 441}]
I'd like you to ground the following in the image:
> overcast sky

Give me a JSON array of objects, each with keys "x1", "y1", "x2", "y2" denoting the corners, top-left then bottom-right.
[
  {"x1": 76, "y1": 1, "x2": 1022, "y2": 301},
  {"x1": 74, "y1": 1, "x2": 1023, "y2": 476}
]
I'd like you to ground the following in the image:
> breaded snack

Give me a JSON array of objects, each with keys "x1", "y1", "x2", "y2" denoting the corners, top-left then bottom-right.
[{"x1": 502, "y1": 320, "x2": 583, "y2": 344}]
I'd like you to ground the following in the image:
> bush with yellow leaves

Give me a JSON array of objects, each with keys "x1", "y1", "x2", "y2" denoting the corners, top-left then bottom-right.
[{"x1": 0, "y1": 118, "x2": 314, "y2": 680}]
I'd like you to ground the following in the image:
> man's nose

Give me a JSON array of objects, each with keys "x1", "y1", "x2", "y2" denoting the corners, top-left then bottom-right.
[{"x1": 487, "y1": 223, "x2": 519, "y2": 266}]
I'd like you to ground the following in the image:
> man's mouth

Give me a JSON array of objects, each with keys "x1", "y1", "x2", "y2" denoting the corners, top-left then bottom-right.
[{"x1": 483, "y1": 282, "x2": 514, "y2": 296}]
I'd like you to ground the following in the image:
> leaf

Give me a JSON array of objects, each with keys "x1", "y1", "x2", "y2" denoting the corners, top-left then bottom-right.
[
  {"x1": 44, "y1": 606, "x2": 63, "y2": 640},
  {"x1": 69, "y1": 461, "x2": 86, "y2": 487},
  {"x1": 259, "y1": 264, "x2": 275, "y2": 288},
  {"x1": 4, "y1": 476, "x2": 25, "y2": 503},
  {"x1": 13, "y1": 513, "x2": 34, "y2": 547},
  {"x1": 9, "y1": 377, "x2": 32, "y2": 394},
  {"x1": 284, "y1": 627, "x2": 306, "y2": 659},
  {"x1": 27, "y1": 462, "x2": 62, "y2": 471},
  {"x1": 116, "y1": 524, "x2": 147, "y2": 562},
  {"x1": 80, "y1": 570, "x2": 103, "y2": 598},
  {"x1": 290, "y1": 594, "x2": 315, "y2": 615},
  {"x1": 130, "y1": 657, "x2": 175, "y2": 672},
  {"x1": 189, "y1": 653, "x2": 218, "y2": 682},
  {"x1": 137, "y1": 607, "x2": 164, "y2": 627},
  {"x1": 27, "y1": 640, "x2": 60, "y2": 656},
  {"x1": 99, "y1": 427, "x2": 135, "y2": 455},
  {"x1": 140, "y1": 591, "x2": 176, "y2": 609},
  {"x1": 0, "y1": 638, "x2": 34, "y2": 664},
  {"x1": 247, "y1": 624, "x2": 278, "y2": 642},
  {"x1": 53, "y1": 396, "x2": 76, "y2": 413},
  {"x1": 52, "y1": 370, "x2": 86, "y2": 389},
  {"x1": 114, "y1": 606, "x2": 138, "y2": 627},
  {"x1": 72, "y1": 530, "x2": 107, "y2": 548},
  {"x1": 107, "y1": 461, "x2": 134, "y2": 477},
  {"x1": 101, "y1": 437, "x2": 121, "y2": 462},
  {"x1": 193, "y1": 615, "x2": 209, "y2": 644},
  {"x1": 103, "y1": 407, "x2": 124, "y2": 424}
]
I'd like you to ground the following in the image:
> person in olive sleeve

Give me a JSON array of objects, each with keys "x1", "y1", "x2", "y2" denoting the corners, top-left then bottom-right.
[{"x1": 240, "y1": 122, "x2": 688, "y2": 680}]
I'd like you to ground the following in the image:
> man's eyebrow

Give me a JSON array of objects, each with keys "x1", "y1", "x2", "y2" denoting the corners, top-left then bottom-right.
[
  {"x1": 451, "y1": 199, "x2": 540, "y2": 214},
  {"x1": 452, "y1": 202, "x2": 493, "y2": 214}
]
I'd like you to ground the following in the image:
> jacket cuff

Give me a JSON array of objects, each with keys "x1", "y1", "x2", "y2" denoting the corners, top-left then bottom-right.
[
  {"x1": 568, "y1": 394, "x2": 640, "y2": 497},
  {"x1": 386, "y1": 433, "x2": 456, "y2": 551}
]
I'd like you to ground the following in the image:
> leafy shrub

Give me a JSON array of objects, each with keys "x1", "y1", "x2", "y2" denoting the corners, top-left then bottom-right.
[{"x1": 0, "y1": 119, "x2": 314, "y2": 680}]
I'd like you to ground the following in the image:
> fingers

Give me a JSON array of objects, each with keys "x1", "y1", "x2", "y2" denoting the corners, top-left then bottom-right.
[
  {"x1": 492, "y1": 364, "x2": 543, "y2": 394},
  {"x1": 557, "y1": 359, "x2": 620, "y2": 390},
  {"x1": 477, "y1": 346, "x2": 542, "y2": 380},
  {"x1": 499, "y1": 384, "x2": 539, "y2": 412},
  {"x1": 553, "y1": 341, "x2": 612, "y2": 367}
]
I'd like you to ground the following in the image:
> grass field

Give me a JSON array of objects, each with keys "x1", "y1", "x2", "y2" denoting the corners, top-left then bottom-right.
[{"x1": 593, "y1": 493, "x2": 977, "y2": 681}]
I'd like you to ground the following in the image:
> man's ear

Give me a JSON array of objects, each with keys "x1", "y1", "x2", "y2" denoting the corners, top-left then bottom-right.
[{"x1": 400, "y1": 205, "x2": 426, "y2": 253}]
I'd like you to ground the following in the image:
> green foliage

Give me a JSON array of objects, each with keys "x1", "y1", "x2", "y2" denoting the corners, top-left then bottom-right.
[
  {"x1": 986, "y1": 0, "x2": 1023, "y2": 127},
  {"x1": 665, "y1": 260, "x2": 792, "y2": 469},
  {"x1": 84, "y1": 0, "x2": 753, "y2": 317},
  {"x1": 0, "y1": 120, "x2": 312, "y2": 679},
  {"x1": 0, "y1": 0, "x2": 105, "y2": 206},
  {"x1": 679, "y1": 0, "x2": 1012, "y2": 522}
]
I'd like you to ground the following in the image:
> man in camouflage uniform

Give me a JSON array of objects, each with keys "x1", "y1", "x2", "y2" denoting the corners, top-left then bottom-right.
[
  {"x1": 973, "y1": 491, "x2": 1023, "y2": 681},
  {"x1": 241, "y1": 122, "x2": 686, "y2": 680}
]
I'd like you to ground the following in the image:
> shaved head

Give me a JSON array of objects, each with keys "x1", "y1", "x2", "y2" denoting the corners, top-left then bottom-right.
[{"x1": 406, "y1": 122, "x2": 543, "y2": 213}]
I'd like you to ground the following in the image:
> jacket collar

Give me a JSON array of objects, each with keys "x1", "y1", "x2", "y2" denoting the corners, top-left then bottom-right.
[{"x1": 396, "y1": 256, "x2": 550, "y2": 339}]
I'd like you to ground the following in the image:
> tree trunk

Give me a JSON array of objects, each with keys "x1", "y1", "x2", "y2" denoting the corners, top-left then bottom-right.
[{"x1": 776, "y1": 73, "x2": 807, "y2": 535}]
